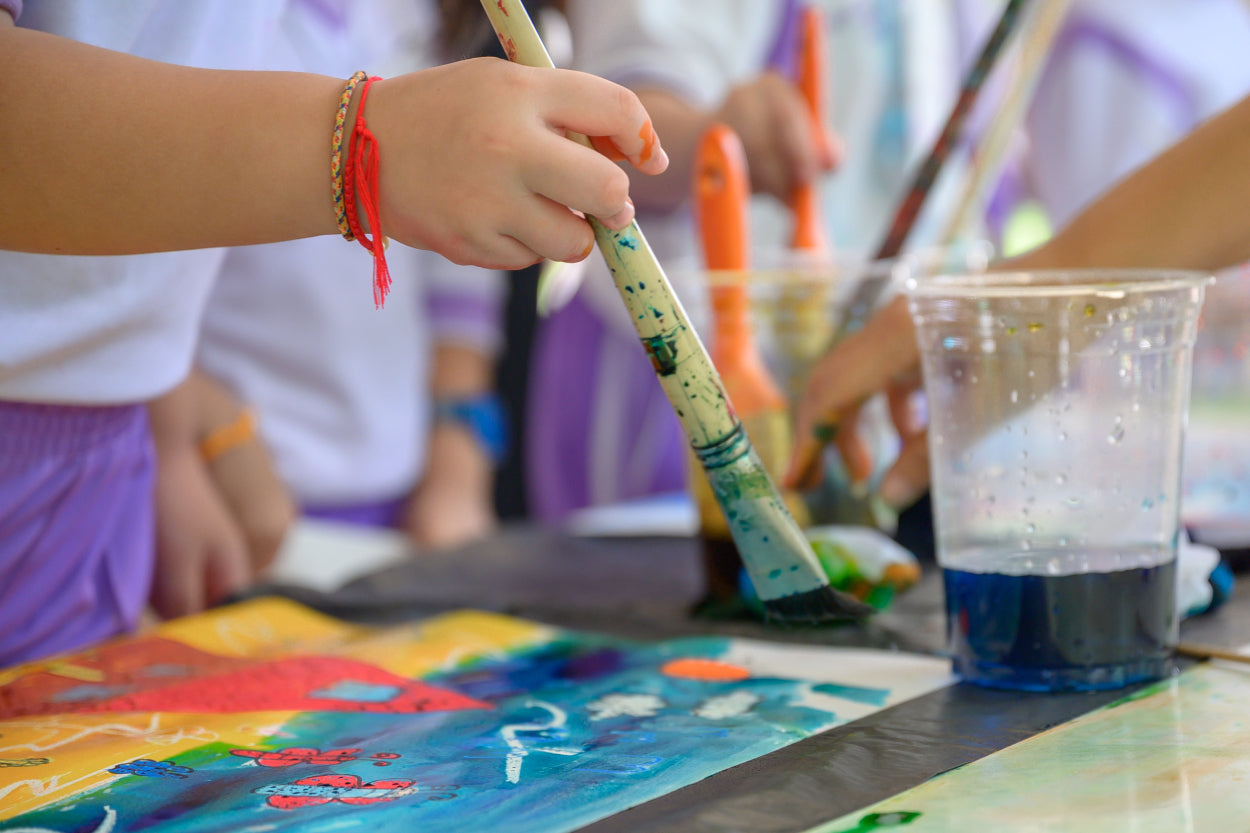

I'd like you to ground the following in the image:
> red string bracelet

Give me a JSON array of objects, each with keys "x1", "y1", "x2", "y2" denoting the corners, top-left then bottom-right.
[{"x1": 344, "y1": 75, "x2": 391, "y2": 309}]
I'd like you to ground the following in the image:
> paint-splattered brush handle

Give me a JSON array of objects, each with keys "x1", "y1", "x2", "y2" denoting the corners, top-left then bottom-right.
[
  {"x1": 840, "y1": 0, "x2": 1033, "y2": 336},
  {"x1": 478, "y1": 0, "x2": 866, "y2": 612}
]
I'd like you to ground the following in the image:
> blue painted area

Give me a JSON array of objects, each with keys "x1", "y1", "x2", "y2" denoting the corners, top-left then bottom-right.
[{"x1": 9, "y1": 634, "x2": 854, "y2": 833}]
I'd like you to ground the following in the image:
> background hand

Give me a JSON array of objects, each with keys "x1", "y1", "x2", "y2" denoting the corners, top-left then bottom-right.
[
  {"x1": 403, "y1": 423, "x2": 497, "y2": 550},
  {"x1": 151, "y1": 449, "x2": 250, "y2": 619},
  {"x1": 714, "y1": 72, "x2": 840, "y2": 202}
]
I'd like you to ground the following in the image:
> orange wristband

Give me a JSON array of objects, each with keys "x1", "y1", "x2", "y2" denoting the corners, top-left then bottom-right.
[{"x1": 199, "y1": 408, "x2": 257, "y2": 463}]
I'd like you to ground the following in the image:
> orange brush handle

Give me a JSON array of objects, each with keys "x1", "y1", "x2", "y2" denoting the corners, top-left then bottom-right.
[
  {"x1": 696, "y1": 124, "x2": 752, "y2": 272},
  {"x1": 695, "y1": 124, "x2": 786, "y2": 416},
  {"x1": 790, "y1": 5, "x2": 831, "y2": 254}
]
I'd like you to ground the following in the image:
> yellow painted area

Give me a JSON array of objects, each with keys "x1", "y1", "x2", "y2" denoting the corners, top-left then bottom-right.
[
  {"x1": 154, "y1": 596, "x2": 362, "y2": 658},
  {"x1": 0, "y1": 710, "x2": 295, "y2": 820},
  {"x1": 325, "y1": 610, "x2": 556, "y2": 677}
]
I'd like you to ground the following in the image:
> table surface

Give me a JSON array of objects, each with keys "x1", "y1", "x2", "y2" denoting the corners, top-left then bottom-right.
[{"x1": 249, "y1": 523, "x2": 1250, "y2": 833}]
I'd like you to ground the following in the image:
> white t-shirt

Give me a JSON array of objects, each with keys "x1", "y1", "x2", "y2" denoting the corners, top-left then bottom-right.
[
  {"x1": 0, "y1": 1, "x2": 294, "y2": 404},
  {"x1": 197, "y1": 237, "x2": 502, "y2": 507},
  {"x1": 195, "y1": 0, "x2": 504, "y2": 506}
]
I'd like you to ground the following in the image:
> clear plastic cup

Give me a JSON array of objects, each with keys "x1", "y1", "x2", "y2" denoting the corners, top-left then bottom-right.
[{"x1": 907, "y1": 269, "x2": 1211, "y2": 691}]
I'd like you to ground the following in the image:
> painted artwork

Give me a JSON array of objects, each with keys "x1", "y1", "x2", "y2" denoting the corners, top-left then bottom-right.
[
  {"x1": 810, "y1": 660, "x2": 1250, "y2": 832},
  {"x1": 0, "y1": 598, "x2": 950, "y2": 832}
]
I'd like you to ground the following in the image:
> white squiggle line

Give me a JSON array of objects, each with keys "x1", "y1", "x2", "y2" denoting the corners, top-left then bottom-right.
[
  {"x1": 0, "y1": 715, "x2": 217, "y2": 754},
  {"x1": 0, "y1": 770, "x2": 111, "y2": 805},
  {"x1": 499, "y1": 700, "x2": 568, "y2": 784},
  {"x1": 3, "y1": 803, "x2": 116, "y2": 833}
]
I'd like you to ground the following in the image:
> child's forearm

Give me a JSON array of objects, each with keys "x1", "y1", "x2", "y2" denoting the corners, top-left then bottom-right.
[
  {"x1": 0, "y1": 21, "x2": 339, "y2": 254},
  {"x1": 1021, "y1": 94, "x2": 1250, "y2": 273}
]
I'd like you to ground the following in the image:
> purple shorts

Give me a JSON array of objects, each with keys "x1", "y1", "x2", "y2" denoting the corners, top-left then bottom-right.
[
  {"x1": 0, "y1": 402, "x2": 155, "y2": 666},
  {"x1": 304, "y1": 496, "x2": 407, "y2": 529}
]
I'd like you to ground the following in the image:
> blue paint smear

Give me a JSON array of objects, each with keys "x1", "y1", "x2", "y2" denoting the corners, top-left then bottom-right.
[
  {"x1": 8, "y1": 634, "x2": 861, "y2": 833},
  {"x1": 812, "y1": 682, "x2": 891, "y2": 707}
]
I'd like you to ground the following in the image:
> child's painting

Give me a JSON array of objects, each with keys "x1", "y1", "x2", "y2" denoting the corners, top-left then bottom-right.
[
  {"x1": 809, "y1": 660, "x2": 1250, "y2": 833},
  {"x1": 0, "y1": 598, "x2": 950, "y2": 832}
]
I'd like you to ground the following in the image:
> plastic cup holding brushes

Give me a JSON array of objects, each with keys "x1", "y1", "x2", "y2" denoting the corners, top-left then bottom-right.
[{"x1": 478, "y1": 0, "x2": 874, "y2": 622}]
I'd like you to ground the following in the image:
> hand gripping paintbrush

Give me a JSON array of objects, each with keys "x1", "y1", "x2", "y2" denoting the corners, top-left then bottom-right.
[{"x1": 479, "y1": 0, "x2": 873, "y2": 621}]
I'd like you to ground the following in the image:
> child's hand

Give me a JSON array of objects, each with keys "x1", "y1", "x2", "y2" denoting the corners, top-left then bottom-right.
[
  {"x1": 193, "y1": 377, "x2": 296, "y2": 574},
  {"x1": 151, "y1": 449, "x2": 251, "y2": 619},
  {"x1": 402, "y1": 423, "x2": 497, "y2": 551},
  {"x1": 369, "y1": 58, "x2": 668, "y2": 270},
  {"x1": 714, "y1": 72, "x2": 840, "y2": 202},
  {"x1": 786, "y1": 296, "x2": 930, "y2": 509}
]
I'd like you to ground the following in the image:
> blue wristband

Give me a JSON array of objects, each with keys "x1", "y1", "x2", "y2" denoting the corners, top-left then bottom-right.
[{"x1": 432, "y1": 394, "x2": 509, "y2": 465}]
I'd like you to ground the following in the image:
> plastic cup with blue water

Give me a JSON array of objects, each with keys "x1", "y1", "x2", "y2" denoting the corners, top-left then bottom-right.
[{"x1": 908, "y1": 269, "x2": 1211, "y2": 691}]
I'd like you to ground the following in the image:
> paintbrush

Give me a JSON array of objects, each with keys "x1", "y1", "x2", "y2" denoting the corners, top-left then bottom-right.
[
  {"x1": 791, "y1": 0, "x2": 1034, "y2": 490},
  {"x1": 837, "y1": 0, "x2": 1034, "y2": 337},
  {"x1": 689, "y1": 124, "x2": 808, "y2": 599},
  {"x1": 789, "y1": 4, "x2": 834, "y2": 257},
  {"x1": 479, "y1": 0, "x2": 873, "y2": 621},
  {"x1": 777, "y1": 4, "x2": 837, "y2": 397},
  {"x1": 1174, "y1": 642, "x2": 1250, "y2": 666},
  {"x1": 939, "y1": 0, "x2": 1074, "y2": 245}
]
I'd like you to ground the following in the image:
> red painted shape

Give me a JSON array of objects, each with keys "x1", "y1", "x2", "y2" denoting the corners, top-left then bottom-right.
[
  {"x1": 0, "y1": 637, "x2": 252, "y2": 718},
  {"x1": 263, "y1": 774, "x2": 416, "y2": 810},
  {"x1": 231, "y1": 747, "x2": 363, "y2": 767},
  {"x1": 82, "y1": 655, "x2": 490, "y2": 715}
]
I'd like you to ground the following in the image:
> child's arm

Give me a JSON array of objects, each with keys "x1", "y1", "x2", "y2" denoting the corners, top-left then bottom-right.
[
  {"x1": 147, "y1": 376, "x2": 251, "y2": 619},
  {"x1": 1020, "y1": 93, "x2": 1250, "y2": 274},
  {"x1": 786, "y1": 92, "x2": 1250, "y2": 502},
  {"x1": 0, "y1": 15, "x2": 666, "y2": 267},
  {"x1": 147, "y1": 370, "x2": 296, "y2": 617},
  {"x1": 404, "y1": 343, "x2": 499, "y2": 551},
  {"x1": 403, "y1": 257, "x2": 504, "y2": 550}
]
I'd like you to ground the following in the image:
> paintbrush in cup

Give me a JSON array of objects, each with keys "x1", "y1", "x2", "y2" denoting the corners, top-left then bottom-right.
[
  {"x1": 479, "y1": 0, "x2": 873, "y2": 621},
  {"x1": 791, "y1": 0, "x2": 1033, "y2": 491},
  {"x1": 777, "y1": 4, "x2": 838, "y2": 396},
  {"x1": 838, "y1": 0, "x2": 1033, "y2": 336}
]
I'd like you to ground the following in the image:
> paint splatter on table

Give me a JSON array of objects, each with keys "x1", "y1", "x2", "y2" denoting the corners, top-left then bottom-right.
[{"x1": 0, "y1": 598, "x2": 950, "y2": 832}]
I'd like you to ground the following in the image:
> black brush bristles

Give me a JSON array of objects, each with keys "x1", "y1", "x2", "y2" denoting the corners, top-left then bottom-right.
[{"x1": 764, "y1": 586, "x2": 876, "y2": 623}]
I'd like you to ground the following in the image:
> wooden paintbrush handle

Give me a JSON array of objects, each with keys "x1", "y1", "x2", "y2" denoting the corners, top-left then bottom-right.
[{"x1": 479, "y1": 0, "x2": 838, "y2": 605}]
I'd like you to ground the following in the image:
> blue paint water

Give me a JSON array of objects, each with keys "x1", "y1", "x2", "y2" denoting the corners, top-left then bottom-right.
[{"x1": 944, "y1": 558, "x2": 1177, "y2": 692}]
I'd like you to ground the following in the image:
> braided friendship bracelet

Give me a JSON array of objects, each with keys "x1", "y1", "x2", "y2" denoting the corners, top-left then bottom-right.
[
  {"x1": 344, "y1": 75, "x2": 392, "y2": 309},
  {"x1": 331, "y1": 71, "x2": 368, "y2": 240}
]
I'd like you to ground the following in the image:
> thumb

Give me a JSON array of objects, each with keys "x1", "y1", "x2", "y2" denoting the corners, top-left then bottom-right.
[{"x1": 878, "y1": 432, "x2": 931, "y2": 511}]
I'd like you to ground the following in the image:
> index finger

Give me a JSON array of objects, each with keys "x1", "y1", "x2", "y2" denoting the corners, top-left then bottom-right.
[
  {"x1": 785, "y1": 295, "x2": 919, "y2": 488},
  {"x1": 541, "y1": 69, "x2": 669, "y2": 175}
]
